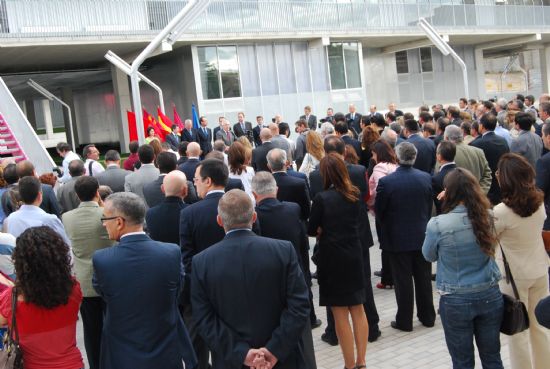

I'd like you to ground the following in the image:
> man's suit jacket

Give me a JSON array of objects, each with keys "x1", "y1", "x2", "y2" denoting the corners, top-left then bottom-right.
[
  {"x1": 252, "y1": 125, "x2": 262, "y2": 147},
  {"x1": 225, "y1": 178, "x2": 245, "y2": 192},
  {"x1": 375, "y1": 166, "x2": 432, "y2": 252},
  {"x1": 252, "y1": 141, "x2": 275, "y2": 172},
  {"x1": 178, "y1": 158, "x2": 201, "y2": 184},
  {"x1": 95, "y1": 165, "x2": 131, "y2": 193},
  {"x1": 407, "y1": 133, "x2": 436, "y2": 174},
  {"x1": 345, "y1": 112, "x2": 362, "y2": 135},
  {"x1": 432, "y1": 163, "x2": 456, "y2": 215},
  {"x1": 450, "y1": 143, "x2": 492, "y2": 194},
  {"x1": 510, "y1": 130, "x2": 544, "y2": 168},
  {"x1": 342, "y1": 135, "x2": 362, "y2": 157},
  {"x1": 146, "y1": 196, "x2": 188, "y2": 244},
  {"x1": 470, "y1": 131, "x2": 510, "y2": 204},
  {"x1": 57, "y1": 177, "x2": 81, "y2": 214},
  {"x1": 233, "y1": 121, "x2": 253, "y2": 138},
  {"x1": 191, "y1": 230, "x2": 310, "y2": 369},
  {"x1": 272, "y1": 172, "x2": 311, "y2": 221},
  {"x1": 536, "y1": 152, "x2": 550, "y2": 229},
  {"x1": 142, "y1": 175, "x2": 198, "y2": 208},
  {"x1": 196, "y1": 127, "x2": 213, "y2": 156},
  {"x1": 92, "y1": 234, "x2": 196, "y2": 369},
  {"x1": 181, "y1": 128, "x2": 197, "y2": 143},
  {"x1": 165, "y1": 132, "x2": 181, "y2": 151},
  {"x1": 300, "y1": 115, "x2": 318, "y2": 130},
  {"x1": 215, "y1": 129, "x2": 236, "y2": 146},
  {"x1": 213, "y1": 126, "x2": 221, "y2": 142},
  {"x1": 124, "y1": 164, "x2": 160, "y2": 202},
  {"x1": 4, "y1": 182, "x2": 63, "y2": 217}
]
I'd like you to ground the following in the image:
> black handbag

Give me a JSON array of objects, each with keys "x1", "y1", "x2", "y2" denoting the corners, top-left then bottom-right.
[
  {"x1": 499, "y1": 245, "x2": 530, "y2": 336},
  {"x1": 0, "y1": 288, "x2": 23, "y2": 369}
]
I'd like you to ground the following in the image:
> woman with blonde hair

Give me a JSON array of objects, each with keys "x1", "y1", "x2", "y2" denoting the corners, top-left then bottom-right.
[{"x1": 299, "y1": 130, "x2": 324, "y2": 177}]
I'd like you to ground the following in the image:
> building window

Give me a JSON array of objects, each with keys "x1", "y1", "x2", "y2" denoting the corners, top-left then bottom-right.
[
  {"x1": 198, "y1": 46, "x2": 241, "y2": 100},
  {"x1": 420, "y1": 47, "x2": 433, "y2": 72},
  {"x1": 328, "y1": 42, "x2": 362, "y2": 90},
  {"x1": 396, "y1": 50, "x2": 409, "y2": 74}
]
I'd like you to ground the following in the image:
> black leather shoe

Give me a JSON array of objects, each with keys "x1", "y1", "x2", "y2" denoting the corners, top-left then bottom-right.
[
  {"x1": 311, "y1": 272, "x2": 318, "y2": 279},
  {"x1": 420, "y1": 320, "x2": 435, "y2": 328},
  {"x1": 311, "y1": 318, "x2": 322, "y2": 329},
  {"x1": 373, "y1": 270, "x2": 382, "y2": 277},
  {"x1": 390, "y1": 321, "x2": 412, "y2": 332},
  {"x1": 368, "y1": 329, "x2": 382, "y2": 342},
  {"x1": 431, "y1": 273, "x2": 436, "y2": 281},
  {"x1": 321, "y1": 333, "x2": 338, "y2": 346}
]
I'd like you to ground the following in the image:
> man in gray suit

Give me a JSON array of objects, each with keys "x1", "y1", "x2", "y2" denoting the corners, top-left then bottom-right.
[
  {"x1": 95, "y1": 150, "x2": 130, "y2": 193},
  {"x1": 215, "y1": 118, "x2": 235, "y2": 146},
  {"x1": 57, "y1": 159, "x2": 86, "y2": 214},
  {"x1": 124, "y1": 145, "x2": 159, "y2": 203},
  {"x1": 511, "y1": 112, "x2": 544, "y2": 168}
]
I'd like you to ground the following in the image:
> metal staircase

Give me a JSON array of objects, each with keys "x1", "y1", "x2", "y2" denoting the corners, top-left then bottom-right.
[{"x1": 0, "y1": 77, "x2": 56, "y2": 174}]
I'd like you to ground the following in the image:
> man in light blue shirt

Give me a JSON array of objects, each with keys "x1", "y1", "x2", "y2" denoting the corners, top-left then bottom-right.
[
  {"x1": 4, "y1": 176, "x2": 71, "y2": 246},
  {"x1": 56, "y1": 142, "x2": 81, "y2": 183},
  {"x1": 495, "y1": 123, "x2": 512, "y2": 147}
]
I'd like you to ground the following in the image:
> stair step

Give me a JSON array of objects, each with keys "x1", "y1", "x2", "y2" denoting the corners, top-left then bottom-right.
[
  {"x1": 0, "y1": 134, "x2": 12, "y2": 140},
  {"x1": 0, "y1": 141, "x2": 17, "y2": 146},
  {"x1": 0, "y1": 147, "x2": 21, "y2": 154},
  {"x1": 12, "y1": 156, "x2": 25, "y2": 161}
]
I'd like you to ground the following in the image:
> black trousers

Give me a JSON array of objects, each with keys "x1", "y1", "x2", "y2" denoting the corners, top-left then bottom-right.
[
  {"x1": 80, "y1": 296, "x2": 105, "y2": 369},
  {"x1": 182, "y1": 304, "x2": 211, "y2": 369},
  {"x1": 325, "y1": 247, "x2": 380, "y2": 338},
  {"x1": 375, "y1": 220, "x2": 393, "y2": 285},
  {"x1": 388, "y1": 250, "x2": 435, "y2": 330}
]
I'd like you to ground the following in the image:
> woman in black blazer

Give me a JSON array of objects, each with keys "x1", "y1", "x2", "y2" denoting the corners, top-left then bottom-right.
[{"x1": 308, "y1": 153, "x2": 368, "y2": 369}]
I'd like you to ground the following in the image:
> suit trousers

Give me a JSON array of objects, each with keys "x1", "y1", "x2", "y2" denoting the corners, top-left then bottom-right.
[
  {"x1": 182, "y1": 304, "x2": 211, "y2": 369},
  {"x1": 500, "y1": 275, "x2": 550, "y2": 369},
  {"x1": 80, "y1": 296, "x2": 105, "y2": 369},
  {"x1": 388, "y1": 250, "x2": 435, "y2": 330},
  {"x1": 325, "y1": 247, "x2": 380, "y2": 339}
]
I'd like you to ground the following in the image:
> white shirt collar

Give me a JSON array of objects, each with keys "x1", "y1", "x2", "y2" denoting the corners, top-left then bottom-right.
[
  {"x1": 206, "y1": 190, "x2": 225, "y2": 196},
  {"x1": 120, "y1": 231, "x2": 146, "y2": 240},
  {"x1": 440, "y1": 162, "x2": 456, "y2": 170}
]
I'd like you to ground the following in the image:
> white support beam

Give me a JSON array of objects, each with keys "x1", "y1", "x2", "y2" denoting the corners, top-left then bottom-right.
[
  {"x1": 381, "y1": 36, "x2": 449, "y2": 54},
  {"x1": 476, "y1": 33, "x2": 541, "y2": 51}
]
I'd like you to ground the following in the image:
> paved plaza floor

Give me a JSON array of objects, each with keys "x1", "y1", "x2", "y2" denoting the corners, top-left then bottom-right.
[{"x1": 76, "y1": 216, "x2": 512, "y2": 368}]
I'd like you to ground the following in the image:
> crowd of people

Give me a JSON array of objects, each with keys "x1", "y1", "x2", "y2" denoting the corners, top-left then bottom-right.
[{"x1": 0, "y1": 95, "x2": 549, "y2": 369}]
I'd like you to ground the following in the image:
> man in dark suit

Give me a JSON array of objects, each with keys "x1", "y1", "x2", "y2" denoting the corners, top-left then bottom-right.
[
  {"x1": 191, "y1": 189, "x2": 311, "y2": 369},
  {"x1": 178, "y1": 142, "x2": 201, "y2": 182},
  {"x1": 233, "y1": 111, "x2": 253, "y2": 142},
  {"x1": 57, "y1": 159, "x2": 86, "y2": 213},
  {"x1": 196, "y1": 116, "x2": 213, "y2": 158},
  {"x1": 470, "y1": 113, "x2": 510, "y2": 205},
  {"x1": 142, "y1": 152, "x2": 197, "y2": 208},
  {"x1": 536, "y1": 122, "x2": 550, "y2": 230},
  {"x1": 252, "y1": 128, "x2": 275, "y2": 172},
  {"x1": 252, "y1": 115, "x2": 265, "y2": 147},
  {"x1": 375, "y1": 142, "x2": 436, "y2": 332},
  {"x1": 404, "y1": 119, "x2": 436, "y2": 174},
  {"x1": 334, "y1": 120, "x2": 361, "y2": 157},
  {"x1": 179, "y1": 158, "x2": 228, "y2": 369},
  {"x1": 345, "y1": 103, "x2": 362, "y2": 135},
  {"x1": 146, "y1": 171, "x2": 189, "y2": 244},
  {"x1": 181, "y1": 119, "x2": 197, "y2": 143},
  {"x1": 95, "y1": 150, "x2": 131, "y2": 193},
  {"x1": 92, "y1": 192, "x2": 196, "y2": 369},
  {"x1": 267, "y1": 148, "x2": 310, "y2": 221},
  {"x1": 432, "y1": 141, "x2": 457, "y2": 215},
  {"x1": 165, "y1": 124, "x2": 181, "y2": 151},
  {"x1": 299, "y1": 105, "x2": 318, "y2": 131}
]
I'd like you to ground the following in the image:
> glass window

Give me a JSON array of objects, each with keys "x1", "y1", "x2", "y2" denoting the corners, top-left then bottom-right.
[
  {"x1": 198, "y1": 46, "x2": 221, "y2": 100},
  {"x1": 343, "y1": 42, "x2": 361, "y2": 88},
  {"x1": 257, "y1": 44, "x2": 279, "y2": 95},
  {"x1": 237, "y1": 45, "x2": 260, "y2": 97},
  {"x1": 218, "y1": 46, "x2": 241, "y2": 98},
  {"x1": 328, "y1": 43, "x2": 346, "y2": 90},
  {"x1": 275, "y1": 44, "x2": 297, "y2": 94},
  {"x1": 328, "y1": 42, "x2": 362, "y2": 90},
  {"x1": 396, "y1": 50, "x2": 409, "y2": 74},
  {"x1": 420, "y1": 47, "x2": 433, "y2": 72}
]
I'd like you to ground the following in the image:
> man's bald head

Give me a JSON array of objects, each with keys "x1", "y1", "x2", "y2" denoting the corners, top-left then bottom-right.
[
  {"x1": 186, "y1": 142, "x2": 201, "y2": 157},
  {"x1": 217, "y1": 189, "x2": 255, "y2": 231},
  {"x1": 260, "y1": 128, "x2": 272, "y2": 142},
  {"x1": 162, "y1": 170, "x2": 188, "y2": 198},
  {"x1": 268, "y1": 123, "x2": 279, "y2": 135}
]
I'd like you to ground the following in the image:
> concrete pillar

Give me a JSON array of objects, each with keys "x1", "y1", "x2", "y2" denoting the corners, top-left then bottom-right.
[
  {"x1": 38, "y1": 99, "x2": 54, "y2": 139},
  {"x1": 61, "y1": 87, "x2": 78, "y2": 149},
  {"x1": 111, "y1": 65, "x2": 132, "y2": 154},
  {"x1": 474, "y1": 48, "x2": 486, "y2": 100},
  {"x1": 539, "y1": 45, "x2": 550, "y2": 94},
  {"x1": 24, "y1": 100, "x2": 37, "y2": 130}
]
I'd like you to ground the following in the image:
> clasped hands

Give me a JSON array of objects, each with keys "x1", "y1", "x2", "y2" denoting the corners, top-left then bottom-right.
[{"x1": 244, "y1": 348, "x2": 278, "y2": 369}]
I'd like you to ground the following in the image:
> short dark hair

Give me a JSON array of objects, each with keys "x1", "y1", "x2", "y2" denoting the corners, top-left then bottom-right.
[
  {"x1": 515, "y1": 112, "x2": 534, "y2": 131},
  {"x1": 334, "y1": 121, "x2": 349, "y2": 135},
  {"x1": 295, "y1": 119, "x2": 308, "y2": 128},
  {"x1": 82, "y1": 144, "x2": 97, "y2": 159},
  {"x1": 198, "y1": 159, "x2": 228, "y2": 187},
  {"x1": 15, "y1": 160, "x2": 34, "y2": 178},
  {"x1": 385, "y1": 112, "x2": 396, "y2": 123},
  {"x1": 482, "y1": 101, "x2": 494, "y2": 112},
  {"x1": 403, "y1": 112, "x2": 415, "y2": 121},
  {"x1": 68, "y1": 160, "x2": 85, "y2": 177},
  {"x1": 516, "y1": 94, "x2": 525, "y2": 102},
  {"x1": 3, "y1": 164, "x2": 18, "y2": 185},
  {"x1": 459, "y1": 98, "x2": 467, "y2": 105},
  {"x1": 461, "y1": 121, "x2": 472, "y2": 135},
  {"x1": 279, "y1": 122, "x2": 290, "y2": 135},
  {"x1": 437, "y1": 141, "x2": 456, "y2": 162},
  {"x1": 74, "y1": 176, "x2": 99, "y2": 202},
  {"x1": 56, "y1": 142, "x2": 70, "y2": 153},
  {"x1": 138, "y1": 144, "x2": 155, "y2": 164},
  {"x1": 333, "y1": 112, "x2": 346, "y2": 123},
  {"x1": 419, "y1": 105, "x2": 430, "y2": 113},
  {"x1": 480, "y1": 113, "x2": 497, "y2": 131},
  {"x1": 433, "y1": 110, "x2": 444, "y2": 122},
  {"x1": 179, "y1": 141, "x2": 189, "y2": 156},
  {"x1": 171, "y1": 124, "x2": 178, "y2": 131},
  {"x1": 472, "y1": 121, "x2": 480, "y2": 133},
  {"x1": 437, "y1": 117, "x2": 450, "y2": 134},
  {"x1": 423, "y1": 122, "x2": 436, "y2": 135},
  {"x1": 129, "y1": 141, "x2": 139, "y2": 154},
  {"x1": 447, "y1": 106, "x2": 461, "y2": 119},
  {"x1": 156, "y1": 151, "x2": 177, "y2": 174},
  {"x1": 540, "y1": 102, "x2": 550, "y2": 116},
  {"x1": 19, "y1": 176, "x2": 41, "y2": 204},
  {"x1": 419, "y1": 112, "x2": 432, "y2": 123},
  {"x1": 525, "y1": 95, "x2": 535, "y2": 105},
  {"x1": 542, "y1": 122, "x2": 550, "y2": 136},
  {"x1": 324, "y1": 136, "x2": 345, "y2": 155},
  {"x1": 404, "y1": 119, "x2": 419, "y2": 133},
  {"x1": 104, "y1": 150, "x2": 121, "y2": 162},
  {"x1": 370, "y1": 114, "x2": 386, "y2": 127}
]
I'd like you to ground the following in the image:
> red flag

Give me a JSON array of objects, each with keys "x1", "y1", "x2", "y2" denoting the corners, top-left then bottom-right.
[
  {"x1": 143, "y1": 108, "x2": 165, "y2": 140},
  {"x1": 127, "y1": 111, "x2": 138, "y2": 142},
  {"x1": 173, "y1": 105, "x2": 184, "y2": 130},
  {"x1": 157, "y1": 106, "x2": 173, "y2": 136}
]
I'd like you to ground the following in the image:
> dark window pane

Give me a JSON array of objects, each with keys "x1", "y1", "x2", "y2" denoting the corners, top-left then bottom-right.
[
  {"x1": 344, "y1": 42, "x2": 361, "y2": 88},
  {"x1": 218, "y1": 46, "x2": 241, "y2": 98},
  {"x1": 198, "y1": 46, "x2": 221, "y2": 100},
  {"x1": 420, "y1": 47, "x2": 433, "y2": 72},
  {"x1": 328, "y1": 43, "x2": 346, "y2": 90},
  {"x1": 396, "y1": 50, "x2": 409, "y2": 74}
]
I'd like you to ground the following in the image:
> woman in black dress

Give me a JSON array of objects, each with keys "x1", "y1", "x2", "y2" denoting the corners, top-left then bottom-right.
[{"x1": 308, "y1": 153, "x2": 368, "y2": 369}]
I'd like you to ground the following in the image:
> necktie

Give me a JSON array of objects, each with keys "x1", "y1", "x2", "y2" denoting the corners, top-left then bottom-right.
[
  {"x1": 203, "y1": 127, "x2": 207, "y2": 135},
  {"x1": 226, "y1": 131, "x2": 231, "y2": 142},
  {"x1": 242, "y1": 123, "x2": 245, "y2": 131}
]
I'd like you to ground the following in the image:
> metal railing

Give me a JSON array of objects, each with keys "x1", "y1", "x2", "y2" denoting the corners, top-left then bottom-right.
[{"x1": 1, "y1": 1, "x2": 550, "y2": 41}]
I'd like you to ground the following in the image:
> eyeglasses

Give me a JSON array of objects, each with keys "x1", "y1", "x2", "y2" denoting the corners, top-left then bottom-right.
[{"x1": 100, "y1": 216, "x2": 125, "y2": 223}]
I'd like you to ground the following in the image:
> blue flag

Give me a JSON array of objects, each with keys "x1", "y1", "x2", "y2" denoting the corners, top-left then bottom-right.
[{"x1": 191, "y1": 104, "x2": 200, "y2": 130}]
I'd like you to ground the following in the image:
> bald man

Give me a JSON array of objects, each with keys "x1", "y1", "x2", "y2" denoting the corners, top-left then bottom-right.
[
  {"x1": 178, "y1": 142, "x2": 202, "y2": 182},
  {"x1": 270, "y1": 123, "x2": 291, "y2": 160},
  {"x1": 146, "y1": 170, "x2": 189, "y2": 244},
  {"x1": 252, "y1": 128, "x2": 275, "y2": 172}
]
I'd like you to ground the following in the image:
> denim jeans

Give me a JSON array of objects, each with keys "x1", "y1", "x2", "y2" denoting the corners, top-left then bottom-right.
[{"x1": 439, "y1": 286, "x2": 504, "y2": 369}]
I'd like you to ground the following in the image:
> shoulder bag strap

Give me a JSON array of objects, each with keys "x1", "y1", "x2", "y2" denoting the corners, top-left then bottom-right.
[
  {"x1": 9, "y1": 287, "x2": 19, "y2": 346},
  {"x1": 88, "y1": 161, "x2": 94, "y2": 177},
  {"x1": 499, "y1": 243, "x2": 521, "y2": 300}
]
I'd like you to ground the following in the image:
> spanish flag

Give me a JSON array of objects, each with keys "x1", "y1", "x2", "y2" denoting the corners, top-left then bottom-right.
[{"x1": 157, "y1": 107, "x2": 173, "y2": 136}]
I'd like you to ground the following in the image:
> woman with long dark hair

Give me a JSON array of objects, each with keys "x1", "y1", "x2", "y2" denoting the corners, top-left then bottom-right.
[
  {"x1": 0, "y1": 226, "x2": 83, "y2": 369},
  {"x1": 422, "y1": 168, "x2": 503, "y2": 369},
  {"x1": 308, "y1": 153, "x2": 368, "y2": 369},
  {"x1": 227, "y1": 141, "x2": 255, "y2": 201},
  {"x1": 494, "y1": 153, "x2": 550, "y2": 369}
]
